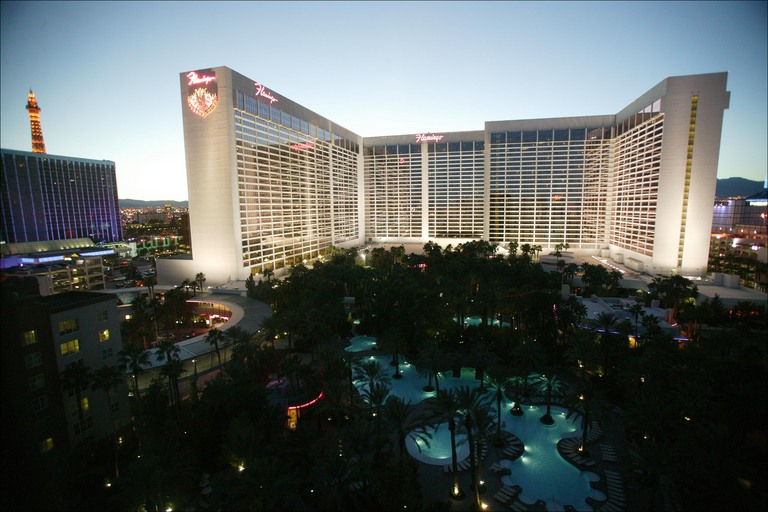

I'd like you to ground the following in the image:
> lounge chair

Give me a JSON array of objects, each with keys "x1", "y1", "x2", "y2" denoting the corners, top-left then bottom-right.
[{"x1": 494, "y1": 492, "x2": 511, "y2": 503}]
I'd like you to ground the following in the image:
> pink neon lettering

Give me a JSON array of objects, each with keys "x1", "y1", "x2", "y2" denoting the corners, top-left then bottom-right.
[
  {"x1": 187, "y1": 71, "x2": 216, "y2": 86},
  {"x1": 416, "y1": 133, "x2": 445, "y2": 143},
  {"x1": 290, "y1": 141, "x2": 314, "y2": 151},
  {"x1": 254, "y1": 82, "x2": 278, "y2": 104}
]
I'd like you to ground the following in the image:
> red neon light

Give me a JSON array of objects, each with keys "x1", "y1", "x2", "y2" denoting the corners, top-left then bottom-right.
[
  {"x1": 188, "y1": 88, "x2": 218, "y2": 117},
  {"x1": 254, "y1": 82, "x2": 278, "y2": 104},
  {"x1": 287, "y1": 392, "x2": 324, "y2": 410},
  {"x1": 415, "y1": 133, "x2": 445, "y2": 143},
  {"x1": 290, "y1": 141, "x2": 314, "y2": 151},
  {"x1": 187, "y1": 71, "x2": 216, "y2": 86}
]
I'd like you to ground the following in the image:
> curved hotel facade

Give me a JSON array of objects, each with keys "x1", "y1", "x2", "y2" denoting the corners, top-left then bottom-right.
[{"x1": 158, "y1": 66, "x2": 729, "y2": 286}]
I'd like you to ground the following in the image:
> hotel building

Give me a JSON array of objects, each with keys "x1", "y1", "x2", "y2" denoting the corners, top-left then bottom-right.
[
  {"x1": 0, "y1": 149, "x2": 123, "y2": 244},
  {"x1": 1, "y1": 284, "x2": 129, "y2": 456},
  {"x1": 158, "y1": 67, "x2": 729, "y2": 286}
]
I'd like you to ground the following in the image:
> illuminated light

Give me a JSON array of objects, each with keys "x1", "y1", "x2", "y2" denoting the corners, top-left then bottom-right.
[
  {"x1": 415, "y1": 133, "x2": 445, "y2": 143},
  {"x1": 290, "y1": 141, "x2": 314, "y2": 151},
  {"x1": 453, "y1": 485, "x2": 460, "y2": 495},
  {"x1": 254, "y1": 82, "x2": 278, "y2": 104},
  {"x1": 187, "y1": 71, "x2": 216, "y2": 86},
  {"x1": 287, "y1": 392, "x2": 324, "y2": 411},
  {"x1": 684, "y1": 415, "x2": 691, "y2": 422},
  {"x1": 481, "y1": 503, "x2": 488, "y2": 510},
  {"x1": 188, "y1": 87, "x2": 218, "y2": 117},
  {"x1": 238, "y1": 463, "x2": 245, "y2": 472}
]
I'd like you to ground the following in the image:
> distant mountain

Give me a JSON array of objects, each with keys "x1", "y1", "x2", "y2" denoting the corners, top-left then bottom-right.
[
  {"x1": 119, "y1": 199, "x2": 188, "y2": 208},
  {"x1": 716, "y1": 178, "x2": 765, "y2": 199}
]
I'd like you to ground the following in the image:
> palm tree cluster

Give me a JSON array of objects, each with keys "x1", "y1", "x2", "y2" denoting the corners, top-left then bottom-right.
[{"x1": 11, "y1": 242, "x2": 766, "y2": 511}]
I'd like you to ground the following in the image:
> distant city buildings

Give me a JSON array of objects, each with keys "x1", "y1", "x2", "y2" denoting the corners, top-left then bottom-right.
[{"x1": 160, "y1": 67, "x2": 730, "y2": 286}]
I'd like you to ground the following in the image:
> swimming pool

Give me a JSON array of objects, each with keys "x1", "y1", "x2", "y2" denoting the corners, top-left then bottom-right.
[
  {"x1": 351, "y1": 357, "x2": 598, "y2": 510},
  {"x1": 345, "y1": 335, "x2": 378, "y2": 352},
  {"x1": 499, "y1": 405, "x2": 595, "y2": 511}
]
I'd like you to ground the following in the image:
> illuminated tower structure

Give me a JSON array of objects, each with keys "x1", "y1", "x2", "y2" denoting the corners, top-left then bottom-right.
[{"x1": 26, "y1": 90, "x2": 47, "y2": 154}]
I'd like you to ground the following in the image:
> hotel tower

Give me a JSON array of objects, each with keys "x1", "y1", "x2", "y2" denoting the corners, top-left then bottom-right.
[{"x1": 159, "y1": 67, "x2": 729, "y2": 286}]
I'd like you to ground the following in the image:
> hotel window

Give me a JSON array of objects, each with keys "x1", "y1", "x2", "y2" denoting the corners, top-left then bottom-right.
[
  {"x1": 58, "y1": 318, "x2": 79, "y2": 336},
  {"x1": 73, "y1": 417, "x2": 93, "y2": 436},
  {"x1": 97, "y1": 310, "x2": 108, "y2": 322},
  {"x1": 23, "y1": 330, "x2": 38, "y2": 346},
  {"x1": 102, "y1": 347, "x2": 113, "y2": 360},
  {"x1": 32, "y1": 395, "x2": 49, "y2": 413},
  {"x1": 99, "y1": 329, "x2": 110, "y2": 343},
  {"x1": 39, "y1": 438, "x2": 54, "y2": 454},
  {"x1": 24, "y1": 352, "x2": 42, "y2": 369},
  {"x1": 28, "y1": 373, "x2": 45, "y2": 391},
  {"x1": 71, "y1": 397, "x2": 89, "y2": 417},
  {"x1": 60, "y1": 339, "x2": 80, "y2": 357}
]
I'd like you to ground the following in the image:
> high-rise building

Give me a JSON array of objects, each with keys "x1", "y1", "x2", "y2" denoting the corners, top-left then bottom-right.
[
  {"x1": 26, "y1": 90, "x2": 47, "y2": 154},
  {"x1": 1, "y1": 149, "x2": 123, "y2": 243},
  {"x1": 159, "y1": 67, "x2": 729, "y2": 286}
]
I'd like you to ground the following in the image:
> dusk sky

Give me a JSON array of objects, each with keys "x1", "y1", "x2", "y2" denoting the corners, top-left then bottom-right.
[{"x1": 1, "y1": 1, "x2": 766, "y2": 201}]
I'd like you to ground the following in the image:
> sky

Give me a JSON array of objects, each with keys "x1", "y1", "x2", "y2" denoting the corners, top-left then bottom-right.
[{"x1": 1, "y1": 1, "x2": 766, "y2": 201}]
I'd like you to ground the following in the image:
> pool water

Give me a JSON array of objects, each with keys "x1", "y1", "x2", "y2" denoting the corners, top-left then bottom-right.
[
  {"x1": 345, "y1": 335, "x2": 377, "y2": 352},
  {"x1": 352, "y1": 355, "x2": 483, "y2": 404},
  {"x1": 405, "y1": 422, "x2": 469, "y2": 465},
  {"x1": 500, "y1": 405, "x2": 593, "y2": 511}
]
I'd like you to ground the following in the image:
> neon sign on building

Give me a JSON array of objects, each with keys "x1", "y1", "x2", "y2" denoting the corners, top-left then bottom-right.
[
  {"x1": 186, "y1": 69, "x2": 218, "y2": 118},
  {"x1": 254, "y1": 82, "x2": 278, "y2": 104},
  {"x1": 415, "y1": 133, "x2": 445, "y2": 143}
]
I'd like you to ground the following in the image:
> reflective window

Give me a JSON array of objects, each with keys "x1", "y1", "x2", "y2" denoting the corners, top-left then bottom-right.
[
  {"x1": 523, "y1": 131, "x2": 537, "y2": 143},
  {"x1": 538, "y1": 130, "x2": 553, "y2": 142}
]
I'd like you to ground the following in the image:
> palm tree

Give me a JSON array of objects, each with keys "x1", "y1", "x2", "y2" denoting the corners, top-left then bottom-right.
[
  {"x1": 534, "y1": 373, "x2": 565, "y2": 425},
  {"x1": 380, "y1": 328, "x2": 406, "y2": 380},
  {"x1": 455, "y1": 385, "x2": 491, "y2": 509},
  {"x1": 381, "y1": 396, "x2": 432, "y2": 458},
  {"x1": 360, "y1": 380, "x2": 390, "y2": 418},
  {"x1": 91, "y1": 364, "x2": 123, "y2": 478},
  {"x1": 156, "y1": 338, "x2": 183, "y2": 410},
  {"x1": 425, "y1": 388, "x2": 465, "y2": 500},
  {"x1": 353, "y1": 359, "x2": 391, "y2": 395},
  {"x1": 564, "y1": 388, "x2": 612, "y2": 454},
  {"x1": 468, "y1": 339, "x2": 498, "y2": 390},
  {"x1": 195, "y1": 272, "x2": 206, "y2": 293},
  {"x1": 416, "y1": 337, "x2": 444, "y2": 392},
  {"x1": 144, "y1": 274, "x2": 157, "y2": 301},
  {"x1": 628, "y1": 302, "x2": 645, "y2": 340},
  {"x1": 205, "y1": 327, "x2": 226, "y2": 371},
  {"x1": 118, "y1": 342, "x2": 150, "y2": 400},
  {"x1": 60, "y1": 362, "x2": 93, "y2": 423},
  {"x1": 484, "y1": 368, "x2": 510, "y2": 444}
]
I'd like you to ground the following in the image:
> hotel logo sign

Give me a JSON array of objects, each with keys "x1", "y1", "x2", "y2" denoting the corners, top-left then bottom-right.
[
  {"x1": 254, "y1": 82, "x2": 278, "y2": 104},
  {"x1": 186, "y1": 69, "x2": 218, "y2": 118},
  {"x1": 415, "y1": 133, "x2": 445, "y2": 143}
]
